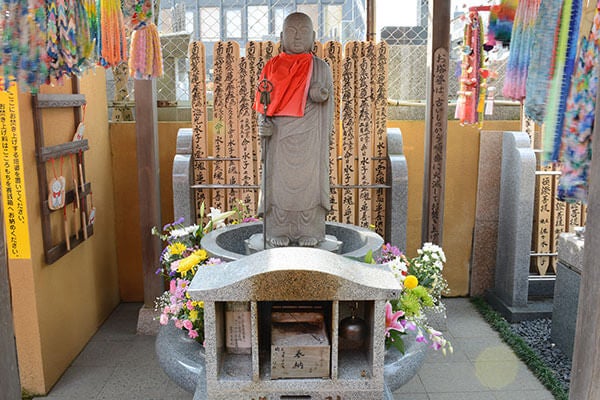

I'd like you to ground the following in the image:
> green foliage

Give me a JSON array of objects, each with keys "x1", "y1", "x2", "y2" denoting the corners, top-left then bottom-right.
[
  {"x1": 387, "y1": 329, "x2": 406, "y2": 354},
  {"x1": 364, "y1": 249, "x2": 375, "y2": 264}
]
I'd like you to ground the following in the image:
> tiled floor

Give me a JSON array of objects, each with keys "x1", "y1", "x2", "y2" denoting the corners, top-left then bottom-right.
[{"x1": 33, "y1": 298, "x2": 555, "y2": 400}]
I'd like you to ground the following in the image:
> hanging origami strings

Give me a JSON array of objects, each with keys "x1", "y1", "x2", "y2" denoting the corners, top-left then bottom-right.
[
  {"x1": 502, "y1": 0, "x2": 542, "y2": 100},
  {"x1": 0, "y1": 0, "x2": 49, "y2": 92},
  {"x1": 84, "y1": 0, "x2": 101, "y2": 63},
  {"x1": 557, "y1": 3, "x2": 600, "y2": 203},
  {"x1": 44, "y1": 0, "x2": 97, "y2": 83},
  {"x1": 75, "y1": 0, "x2": 96, "y2": 71},
  {"x1": 1, "y1": 0, "x2": 23, "y2": 89},
  {"x1": 100, "y1": 0, "x2": 128, "y2": 67},
  {"x1": 45, "y1": 0, "x2": 77, "y2": 83},
  {"x1": 124, "y1": 0, "x2": 163, "y2": 79},
  {"x1": 524, "y1": 0, "x2": 564, "y2": 123},
  {"x1": 456, "y1": 10, "x2": 487, "y2": 126},
  {"x1": 486, "y1": 0, "x2": 518, "y2": 48},
  {"x1": 541, "y1": 0, "x2": 582, "y2": 163}
]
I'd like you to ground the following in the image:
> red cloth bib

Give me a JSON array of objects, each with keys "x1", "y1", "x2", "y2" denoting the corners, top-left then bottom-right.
[{"x1": 253, "y1": 52, "x2": 313, "y2": 117}]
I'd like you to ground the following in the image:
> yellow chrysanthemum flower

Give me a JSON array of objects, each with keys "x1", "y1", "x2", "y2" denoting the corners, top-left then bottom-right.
[
  {"x1": 189, "y1": 310, "x2": 199, "y2": 321},
  {"x1": 404, "y1": 275, "x2": 418, "y2": 290},
  {"x1": 193, "y1": 249, "x2": 208, "y2": 262},
  {"x1": 177, "y1": 253, "x2": 202, "y2": 274},
  {"x1": 198, "y1": 301, "x2": 204, "y2": 308},
  {"x1": 168, "y1": 242, "x2": 187, "y2": 256}
]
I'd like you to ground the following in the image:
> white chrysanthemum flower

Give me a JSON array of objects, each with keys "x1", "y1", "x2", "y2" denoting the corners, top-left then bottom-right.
[
  {"x1": 169, "y1": 225, "x2": 199, "y2": 238},
  {"x1": 388, "y1": 257, "x2": 408, "y2": 283}
]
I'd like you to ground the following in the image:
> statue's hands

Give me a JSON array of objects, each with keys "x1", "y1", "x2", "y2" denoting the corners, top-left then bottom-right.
[
  {"x1": 258, "y1": 115, "x2": 273, "y2": 137},
  {"x1": 309, "y1": 85, "x2": 329, "y2": 103}
]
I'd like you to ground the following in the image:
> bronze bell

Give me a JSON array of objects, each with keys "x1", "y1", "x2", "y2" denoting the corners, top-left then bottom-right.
[{"x1": 339, "y1": 303, "x2": 367, "y2": 349}]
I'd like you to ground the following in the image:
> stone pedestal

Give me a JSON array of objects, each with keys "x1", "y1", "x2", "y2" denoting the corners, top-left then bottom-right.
[{"x1": 551, "y1": 232, "x2": 584, "y2": 359}]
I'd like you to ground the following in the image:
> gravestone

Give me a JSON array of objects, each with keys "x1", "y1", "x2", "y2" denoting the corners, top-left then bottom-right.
[
  {"x1": 486, "y1": 131, "x2": 552, "y2": 322},
  {"x1": 552, "y1": 232, "x2": 584, "y2": 359}
]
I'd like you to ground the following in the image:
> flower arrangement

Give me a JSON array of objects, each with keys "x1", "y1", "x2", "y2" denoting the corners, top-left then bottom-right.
[
  {"x1": 153, "y1": 201, "x2": 255, "y2": 342},
  {"x1": 376, "y1": 242, "x2": 453, "y2": 355}
]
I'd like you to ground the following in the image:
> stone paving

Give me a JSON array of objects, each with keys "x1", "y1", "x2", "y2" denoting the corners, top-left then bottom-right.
[{"x1": 33, "y1": 298, "x2": 555, "y2": 400}]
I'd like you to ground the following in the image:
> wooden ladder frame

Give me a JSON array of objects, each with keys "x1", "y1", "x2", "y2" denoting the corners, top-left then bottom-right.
[{"x1": 32, "y1": 78, "x2": 93, "y2": 264}]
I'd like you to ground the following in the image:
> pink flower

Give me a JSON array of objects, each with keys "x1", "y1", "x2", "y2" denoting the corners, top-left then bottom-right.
[
  {"x1": 174, "y1": 319, "x2": 184, "y2": 329},
  {"x1": 385, "y1": 302, "x2": 405, "y2": 336},
  {"x1": 183, "y1": 319, "x2": 193, "y2": 331},
  {"x1": 159, "y1": 313, "x2": 169, "y2": 325},
  {"x1": 186, "y1": 300, "x2": 194, "y2": 310},
  {"x1": 170, "y1": 260, "x2": 180, "y2": 272},
  {"x1": 206, "y1": 257, "x2": 223, "y2": 265},
  {"x1": 169, "y1": 279, "x2": 177, "y2": 293},
  {"x1": 188, "y1": 329, "x2": 199, "y2": 339}
]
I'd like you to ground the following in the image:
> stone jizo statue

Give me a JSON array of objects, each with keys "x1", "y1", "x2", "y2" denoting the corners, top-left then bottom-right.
[{"x1": 253, "y1": 12, "x2": 333, "y2": 248}]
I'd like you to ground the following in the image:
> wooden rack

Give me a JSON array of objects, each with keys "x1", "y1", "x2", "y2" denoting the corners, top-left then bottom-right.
[{"x1": 32, "y1": 78, "x2": 93, "y2": 264}]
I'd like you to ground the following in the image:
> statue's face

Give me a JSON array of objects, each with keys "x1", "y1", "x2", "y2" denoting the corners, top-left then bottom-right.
[{"x1": 281, "y1": 13, "x2": 314, "y2": 55}]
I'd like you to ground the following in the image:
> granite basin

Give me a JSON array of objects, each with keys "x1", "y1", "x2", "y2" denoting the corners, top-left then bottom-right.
[{"x1": 201, "y1": 221, "x2": 384, "y2": 261}]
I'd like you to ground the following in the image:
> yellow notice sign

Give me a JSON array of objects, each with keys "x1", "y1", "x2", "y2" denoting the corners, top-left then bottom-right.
[{"x1": 0, "y1": 84, "x2": 31, "y2": 259}]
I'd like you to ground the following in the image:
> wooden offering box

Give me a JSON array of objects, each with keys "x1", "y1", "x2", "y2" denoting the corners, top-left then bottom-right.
[{"x1": 271, "y1": 307, "x2": 330, "y2": 379}]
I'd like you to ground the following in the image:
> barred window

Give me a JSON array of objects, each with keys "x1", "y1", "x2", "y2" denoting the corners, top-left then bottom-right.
[
  {"x1": 324, "y1": 5, "x2": 342, "y2": 41},
  {"x1": 200, "y1": 7, "x2": 220, "y2": 41},
  {"x1": 248, "y1": 6, "x2": 269, "y2": 41},
  {"x1": 226, "y1": 8, "x2": 243, "y2": 39}
]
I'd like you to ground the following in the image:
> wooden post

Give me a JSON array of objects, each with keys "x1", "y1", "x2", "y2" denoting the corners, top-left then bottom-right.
[
  {"x1": 421, "y1": 0, "x2": 450, "y2": 245},
  {"x1": 0, "y1": 185, "x2": 21, "y2": 400},
  {"x1": 366, "y1": 0, "x2": 376, "y2": 41},
  {"x1": 569, "y1": 76, "x2": 600, "y2": 399},
  {"x1": 135, "y1": 78, "x2": 164, "y2": 309}
]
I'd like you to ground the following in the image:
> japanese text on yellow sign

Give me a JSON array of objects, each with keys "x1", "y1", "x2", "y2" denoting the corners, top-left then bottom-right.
[{"x1": 0, "y1": 84, "x2": 31, "y2": 259}]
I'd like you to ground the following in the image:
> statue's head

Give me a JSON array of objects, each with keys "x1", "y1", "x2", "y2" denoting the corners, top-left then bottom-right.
[{"x1": 281, "y1": 12, "x2": 315, "y2": 55}]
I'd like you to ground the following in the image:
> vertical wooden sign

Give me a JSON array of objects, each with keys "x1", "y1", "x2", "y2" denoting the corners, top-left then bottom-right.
[
  {"x1": 212, "y1": 42, "x2": 227, "y2": 211},
  {"x1": 422, "y1": 46, "x2": 450, "y2": 245},
  {"x1": 246, "y1": 41, "x2": 261, "y2": 187},
  {"x1": 224, "y1": 42, "x2": 241, "y2": 209},
  {"x1": 553, "y1": 165, "x2": 567, "y2": 273},
  {"x1": 568, "y1": 203, "x2": 583, "y2": 231},
  {"x1": 324, "y1": 41, "x2": 342, "y2": 222},
  {"x1": 357, "y1": 56, "x2": 373, "y2": 228},
  {"x1": 422, "y1": 1, "x2": 450, "y2": 245},
  {"x1": 238, "y1": 55, "x2": 257, "y2": 214},
  {"x1": 341, "y1": 56, "x2": 357, "y2": 224},
  {"x1": 373, "y1": 42, "x2": 389, "y2": 235},
  {"x1": 263, "y1": 41, "x2": 277, "y2": 61},
  {"x1": 189, "y1": 41, "x2": 210, "y2": 215},
  {"x1": 534, "y1": 165, "x2": 553, "y2": 275},
  {"x1": 313, "y1": 41, "x2": 323, "y2": 58}
]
